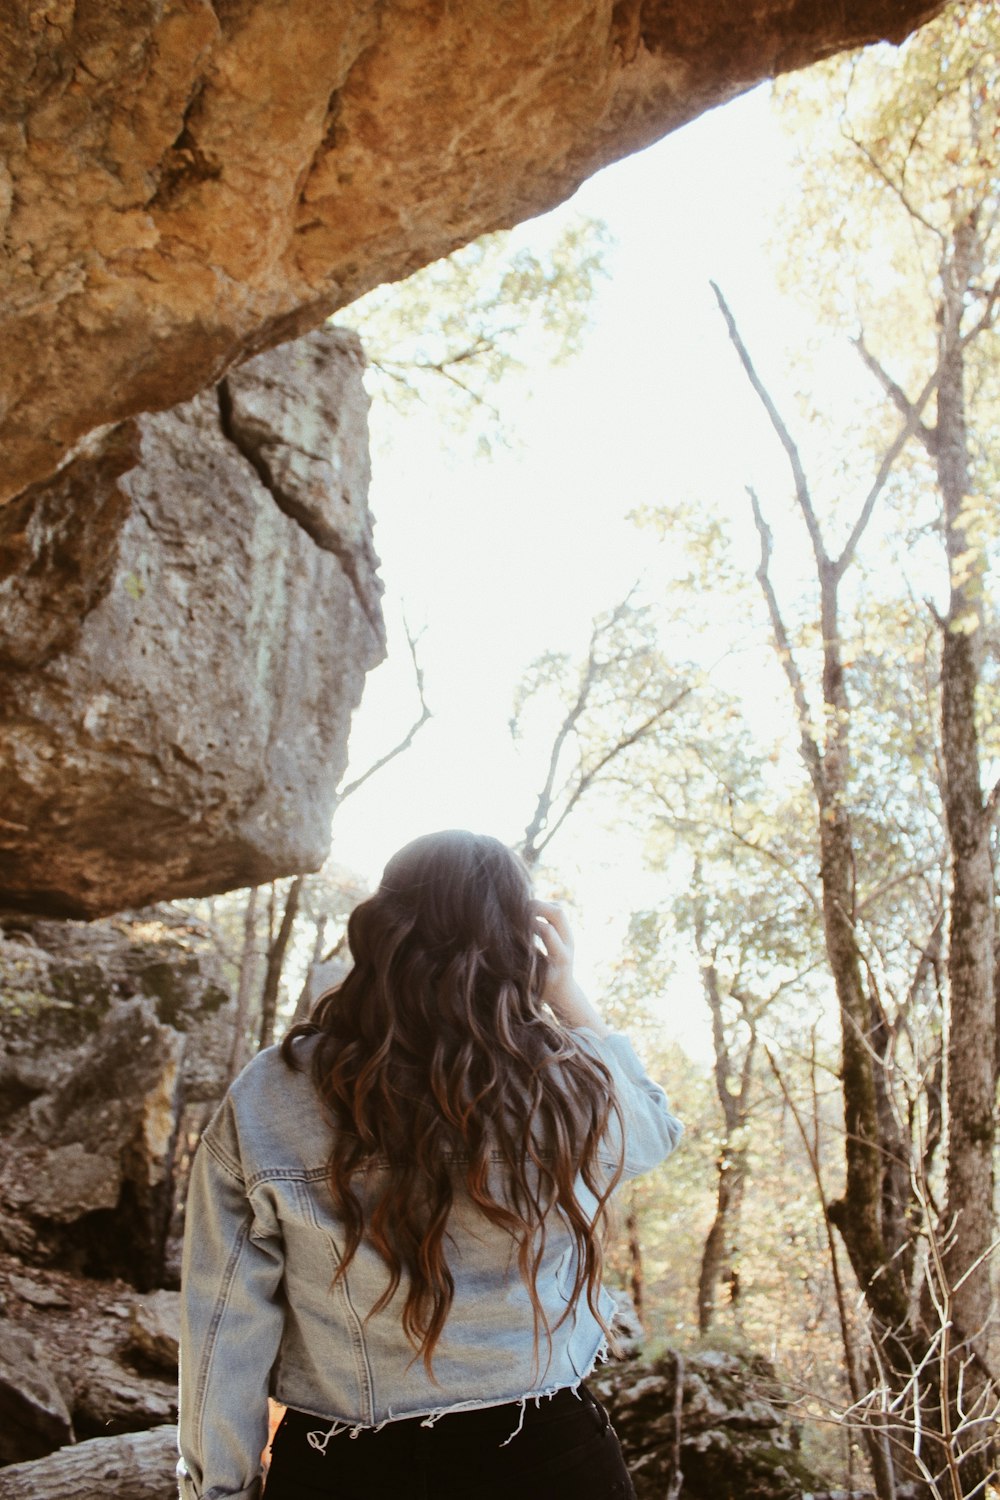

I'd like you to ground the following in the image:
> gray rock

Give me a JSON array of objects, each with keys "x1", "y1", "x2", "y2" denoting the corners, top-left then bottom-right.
[
  {"x1": 0, "y1": 1324, "x2": 73, "y2": 1464},
  {"x1": 8, "y1": 1275, "x2": 70, "y2": 1310},
  {"x1": 71, "y1": 1354, "x2": 177, "y2": 1438},
  {"x1": 128, "y1": 1290, "x2": 180, "y2": 1373},
  {"x1": 223, "y1": 331, "x2": 380, "y2": 613},
  {"x1": 593, "y1": 1347, "x2": 824, "y2": 1500},
  {"x1": 0, "y1": 999, "x2": 182, "y2": 1286},
  {"x1": 27, "y1": 1144, "x2": 125, "y2": 1224},
  {"x1": 0, "y1": 326, "x2": 384, "y2": 918},
  {"x1": 0, "y1": 1424, "x2": 178, "y2": 1500},
  {"x1": 0, "y1": 906, "x2": 236, "y2": 1284},
  {"x1": 0, "y1": 908, "x2": 237, "y2": 1287}
]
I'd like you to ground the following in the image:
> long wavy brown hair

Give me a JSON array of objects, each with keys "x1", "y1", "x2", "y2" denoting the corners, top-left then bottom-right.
[{"x1": 281, "y1": 830, "x2": 623, "y2": 1378}]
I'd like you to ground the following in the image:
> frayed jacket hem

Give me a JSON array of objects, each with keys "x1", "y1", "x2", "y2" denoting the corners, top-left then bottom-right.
[{"x1": 286, "y1": 1333, "x2": 613, "y2": 1453}]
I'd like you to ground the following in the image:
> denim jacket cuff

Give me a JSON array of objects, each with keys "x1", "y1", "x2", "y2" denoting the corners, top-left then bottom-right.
[{"x1": 178, "y1": 1470, "x2": 261, "y2": 1500}]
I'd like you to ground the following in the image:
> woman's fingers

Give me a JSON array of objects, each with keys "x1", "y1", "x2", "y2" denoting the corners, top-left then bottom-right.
[{"x1": 533, "y1": 899, "x2": 573, "y2": 955}]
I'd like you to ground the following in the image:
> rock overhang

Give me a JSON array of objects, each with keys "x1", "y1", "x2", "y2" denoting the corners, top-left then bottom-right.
[{"x1": 1, "y1": 0, "x2": 947, "y2": 506}]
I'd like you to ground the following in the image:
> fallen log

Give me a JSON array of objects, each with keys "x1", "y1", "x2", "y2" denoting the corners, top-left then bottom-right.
[{"x1": 0, "y1": 1425, "x2": 177, "y2": 1500}]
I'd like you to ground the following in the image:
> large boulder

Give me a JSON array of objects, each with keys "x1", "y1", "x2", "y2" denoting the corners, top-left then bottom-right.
[
  {"x1": 0, "y1": 906, "x2": 236, "y2": 1285},
  {"x1": 593, "y1": 1347, "x2": 824, "y2": 1499},
  {"x1": 0, "y1": 325, "x2": 383, "y2": 917},
  {"x1": 0, "y1": 0, "x2": 946, "y2": 920},
  {"x1": 1, "y1": 0, "x2": 947, "y2": 507}
]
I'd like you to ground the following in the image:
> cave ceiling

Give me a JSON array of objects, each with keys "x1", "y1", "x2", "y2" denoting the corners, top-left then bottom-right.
[{"x1": 1, "y1": 0, "x2": 947, "y2": 508}]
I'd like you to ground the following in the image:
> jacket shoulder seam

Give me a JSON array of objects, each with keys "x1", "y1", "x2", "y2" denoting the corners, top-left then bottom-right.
[{"x1": 201, "y1": 1130, "x2": 244, "y2": 1183}]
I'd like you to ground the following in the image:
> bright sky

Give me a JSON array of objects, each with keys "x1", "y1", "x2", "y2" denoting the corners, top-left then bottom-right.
[{"x1": 327, "y1": 83, "x2": 826, "y2": 1051}]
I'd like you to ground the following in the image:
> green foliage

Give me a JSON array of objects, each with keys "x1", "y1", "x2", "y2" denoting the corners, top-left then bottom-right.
[
  {"x1": 772, "y1": 1, "x2": 1000, "y2": 501},
  {"x1": 344, "y1": 215, "x2": 611, "y2": 453}
]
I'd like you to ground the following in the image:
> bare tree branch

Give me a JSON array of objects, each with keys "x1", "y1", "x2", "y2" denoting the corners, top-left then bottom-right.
[
  {"x1": 527, "y1": 686, "x2": 691, "y2": 865},
  {"x1": 960, "y1": 268, "x2": 1000, "y2": 348},
  {"x1": 368, "y1": 356, "x2": 505, "y2": 427},
  {"x1": 852, "y1": 333, "x2": 937, "y2": 453},
  {"x1": 649, "y1": 797, "x2": 825, "y2": 925},
  {"x1": 746, "y1": 486, "x2": 824, "y2": 796},
  {"x1": 335, "y1": 619, "x2": 432, "y2": 804},
  {"x1": 711, "y1": 280, "x2": 829, "y2": 570},
  {"x1": 714, "y1": 282, "x2": 937, "y2": 593},
  {"x1": 765, "y1": 1044, "x2": 869, "y2": 1416},
  {"x1": 891, "y1": 908, "x2": 946, "y2": 1048},
  {"x1": 519, "y1": 633, "x2": 602, "y2": 866},
  {"x1": 838, "y1": 121, "x2": 945, "y2": 244},
  {"x1": 985, "y1": 777, "x2": 1000, "y2": 828},
  {"x1": 834, "y1": 357, "x2": 946, "y2": 580},
  {"x1": 518, "y1": 589, "x2": 645, "y2": 865},
  {"x1": 855, "y1": 858, "x2": 947, "y2": 917}
]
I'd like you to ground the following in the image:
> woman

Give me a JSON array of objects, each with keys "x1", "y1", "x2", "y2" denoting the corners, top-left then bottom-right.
[{"x1": 178, "y1": 830, "x2": 682, "y2": 1500}]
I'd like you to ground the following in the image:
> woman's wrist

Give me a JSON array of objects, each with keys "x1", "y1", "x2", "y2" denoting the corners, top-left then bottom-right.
[{"x1": 555, "y1": 983, "x2": 611, "y2": 1038}]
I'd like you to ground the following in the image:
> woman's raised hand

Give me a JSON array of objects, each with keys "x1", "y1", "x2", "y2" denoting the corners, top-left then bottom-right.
[{"x1": 533, "y1": 901, "x2": 611, "y2": 1038}]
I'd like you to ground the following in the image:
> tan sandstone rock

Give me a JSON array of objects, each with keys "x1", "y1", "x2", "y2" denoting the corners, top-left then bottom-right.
[{"x1": 1, "y1": 0, "x2": 946, "y2": 506}]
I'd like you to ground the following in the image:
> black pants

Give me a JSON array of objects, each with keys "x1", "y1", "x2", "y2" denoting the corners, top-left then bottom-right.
[{"x1": 265, "y1": 1384, "x2": 636, "y2": 1500}]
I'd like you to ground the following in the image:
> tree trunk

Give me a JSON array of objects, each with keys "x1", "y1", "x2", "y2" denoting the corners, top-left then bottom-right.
[
  {"x1": 697, "y1": 1141, "x2": 748, "y2": 1333},
  {"x1": 625, "y1": 1189, "x2": 645, "y2": 1328},
  {"x1": 258, "y1": 875, "x2": 304, "y2": 1051},
  {"x1": 228, "y1": 884, "x2": 260, "y2": 1081},
  {"x1": 692, "y1": 903, "x2": 756, "y2": 1335},
  {"x1": 808, "y1": 566, "x2": 913, "y2": 1364},
  {"x1": 720, "y1": 271, "x2": 995, "y2": 1494},
  {"x1": 0, "y1": 1427, "x2": 178, "y2": 1500},
  {"x1": 933, "y1": 218, "x2": 997, "y2": 1491},
  {"x1": 291, "y1": 912, "x2": 330, "y2": 1027}
]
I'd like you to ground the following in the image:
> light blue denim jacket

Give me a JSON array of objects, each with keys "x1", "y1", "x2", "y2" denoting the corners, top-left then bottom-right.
[{"x1": 177, "y1": 1028, "x2": 682, "y2": 1500}]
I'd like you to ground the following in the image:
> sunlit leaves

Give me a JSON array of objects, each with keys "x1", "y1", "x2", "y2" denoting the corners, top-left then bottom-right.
[{"x1": 341, "y1": 215, "x2": 612, "y2": 454}]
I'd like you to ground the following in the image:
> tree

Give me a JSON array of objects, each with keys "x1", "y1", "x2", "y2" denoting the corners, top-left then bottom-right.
[{"x1": 679, "y1": 13, "x2": 1000, "y2": 1486}]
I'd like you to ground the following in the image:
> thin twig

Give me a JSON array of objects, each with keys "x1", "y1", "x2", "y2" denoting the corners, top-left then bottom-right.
[
  {"x1": 336, "y1": 618, "x2": 431, "y2": 802},
  {"x1": 665, "y1": 1350, "x2": 685, "y2": 1500}
]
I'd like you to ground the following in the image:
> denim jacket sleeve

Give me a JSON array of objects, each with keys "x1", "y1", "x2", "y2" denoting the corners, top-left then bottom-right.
[
  {"x1": 177, "y1": 1099, "x2": 285, "y2": 1500},
  {"x1": 574, "y1": 1028, "x2": 684, "y2": 1179}
]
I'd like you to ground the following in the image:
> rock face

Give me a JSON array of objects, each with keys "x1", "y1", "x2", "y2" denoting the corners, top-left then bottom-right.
[
  {"x1": 593, "y1": 1347, "x2": 823, "y2": 1499},
  {"x1": 0, "y1": 907, "x2": 235, "y2": 1286},
  {"x1": 1, "y1": 0, "x2": 947, "y2": 508},
  {"x1": 0, "y1": 1324, "x2": 73, "y2": 1466},
  {"x1": 0, "y1": 0, "x2": 945, "y2": 918},
  {"x1": 0, "y1": 1255, "x2": 180, "y2": 1458},
  {"x1": 0, "y1": 326, "x2": 383, "y2": 917}
]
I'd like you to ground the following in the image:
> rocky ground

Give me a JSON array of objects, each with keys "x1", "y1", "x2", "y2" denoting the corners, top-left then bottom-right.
[
  {"x1": 0, "y1": 1255, "x2": 178, "y2": 1463},
  {"x1": 0, "y1": 908, "x2": 886, "y2": 1498},
  {"x1": 0, "y1": 1250, "x2": 873, "y2": 1499}
]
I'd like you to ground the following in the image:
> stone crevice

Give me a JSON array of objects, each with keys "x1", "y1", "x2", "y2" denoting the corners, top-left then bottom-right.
[
  {"x1": 150, "y1": 82, "x2": 222, "y2": 211},
  {"x1": 215, "y1": 375, "x2": 382, "y2": 637}
]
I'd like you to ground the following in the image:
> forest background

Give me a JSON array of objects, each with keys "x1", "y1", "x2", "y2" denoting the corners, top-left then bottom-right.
[{"x1": 181, "y1": 5, "x2": 999, "y2": 1496}]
